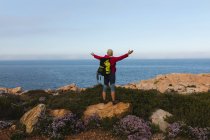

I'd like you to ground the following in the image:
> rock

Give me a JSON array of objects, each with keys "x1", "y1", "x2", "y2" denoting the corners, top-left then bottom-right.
[
  {"x1": 151, "y1": 133, "x2": 165, "y2": 140},
  {"x1": 150, "y1": 109, "x2": 172, "y2": 132},
  {"x1": 121, "y1": 73, "x2": 210, "y2": 94},
  {"x1": 9, "y1": 125, "x2": 16, "y2": 131},
  {"x1": 20, "y1": 104, "x2": 46, "y2": 133},
  {"x1": 48, "y1": 109, "x2": 72, "y2": 118},
  {"x1": 117, "y1": 83, "x2": 137, "y2": 89},
  {"x1": 83, "y1": 102, "x2": 131, "y2": 119},
  {"x1": 56, "y1": 83, "x2": 82, "y2": 93},
  {"x1": 9, "y1": 87, "x2": 22, "y2": 94},
  {"x1": 0, "y1": 87, "x2": 22, "y2": 94},
  {"x1": 45, "y1": 84, "x2": 86, "y2": 95},
  {"x1": 45, "y1": 89, "x2": 56, "y2": 94},
  {"x1": 0, "y1": 90, "x2": 4, "y2": 94},
  {"x1": 52, "y1": 92, "x2": 60, "y2": 96}
]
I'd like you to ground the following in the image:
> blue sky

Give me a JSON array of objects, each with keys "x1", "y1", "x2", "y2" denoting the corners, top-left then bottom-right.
[{"x1": 0, "y1": 0, "x2": 210, "y2": 60}]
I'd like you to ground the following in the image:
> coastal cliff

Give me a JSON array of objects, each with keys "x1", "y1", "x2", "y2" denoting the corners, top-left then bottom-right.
[{"x1": 120, "y1": 73, "x2": 210, "y2": 94}]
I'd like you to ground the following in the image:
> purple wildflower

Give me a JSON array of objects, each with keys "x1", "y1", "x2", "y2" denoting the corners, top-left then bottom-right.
[
  {"x1": 39, "y1": 97, "x2": 46, "y2": 102},
  {"x1": 48, "y1": 113, "x2": 85, "y2": 139},
  {"x1": 168, "y1": 122, "x2": 185, "y2": 138},
  {"x1": 188, "y1": 126, "x2": 210, "y2": 140},
  {"x1": 0, "y1": 121, "x2": 13, "y2": 130},
  {"x1": 114, "y1": 115, "x2": 152, "y2": 140}
]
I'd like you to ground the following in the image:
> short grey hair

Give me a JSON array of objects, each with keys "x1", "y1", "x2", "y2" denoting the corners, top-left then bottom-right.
[{"x1": 107, "y1": 49, "x2": 113, "y2": 56}]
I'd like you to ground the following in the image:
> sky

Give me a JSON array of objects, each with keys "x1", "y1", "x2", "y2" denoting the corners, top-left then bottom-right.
[{"x1": 0, "y1": 0, "x2": 210, "y2": 60}]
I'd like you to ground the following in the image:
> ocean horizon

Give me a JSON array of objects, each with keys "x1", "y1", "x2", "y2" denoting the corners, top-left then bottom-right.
[{"x1": 0, "y1": 59, "x2": 210, "y2": 90}]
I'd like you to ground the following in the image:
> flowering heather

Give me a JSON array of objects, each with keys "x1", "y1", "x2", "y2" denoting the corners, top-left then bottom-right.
[
  {"x1": 168, "y1": 122, "x2": 185, "y2": 138},
  {"x1": 34, "y1": 113, "x2": 85, "y2": 139},
  {"x1": 84, "y1": 114, "x2": 101, "y2": 129},
  {"x1": 188, "y1": 126, "x2": 210, "y2": 140},
  {"x1": 39, "y1": 97, "x2": 46, "y2": 102},
  {"x1": 49, "y1": 113, "x2": 85, "y2": 139},
  {"x1": 113, "y1": 115, "x2": 152, "y2": 140},
  {"x1": 0, "y1": 120, "x2": 13, "y2": 129}
]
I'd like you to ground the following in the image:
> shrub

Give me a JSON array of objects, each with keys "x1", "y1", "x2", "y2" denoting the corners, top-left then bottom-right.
[
  {"x1": 33, "y1": 112, "x2": 53, "y2": 136},
  {"x1": 100, "y1": 117, "x2": 119, "y2": 131},
  {"x1": 116, "y1": 87, "x2": 210, "y2": 127},
  {"x1": 10, "y1": 131, "x2": 27, "y2": 140},
  {"x1": 167, "y1": 122, "x2": 210, "y2": 140},
  {"x1": 167, "y1": 122, "x2": 186, "y2": 138},
  {"x1": 0, "y1": 120, "x2": 13, "y2": 130},
  {"x1": 39, "y1": 97, "x2": 46, "y2": 102},
  {"x1": 84, "y1": 114, "x2": 101, "y2": 130},
  {"x1": 150, "y1": 124, "x2": 161, "y2": 134},
  {"x1": 49, "y1": 113, "x2": 85, "y2": 139},
  {"x1": 47, "y1": 88, "x2": 101, "y2": 117},
  {"x1": 34, "y1": 113, "x2": 85, "y2": 140},
  {"x1": 0, "y1": 94, "x2": 24, "y2": 120},
  {"x1": 113, "y1": 115, "x2": 152, "y2": 140},
  {"x1": 20, "y1": 90, "x2": 51, "y2": 108},
  {"x1": 188, "y1": 126, "x2": 210, "y2": 140}
]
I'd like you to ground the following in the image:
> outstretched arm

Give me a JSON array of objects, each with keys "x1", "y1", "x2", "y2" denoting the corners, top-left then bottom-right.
[
  {"x1": 91, "y1": 52, "x2": 103, "y2": 60},
  {"x1": 114, "y1": 50, "x2": 134, "y2": 62}
]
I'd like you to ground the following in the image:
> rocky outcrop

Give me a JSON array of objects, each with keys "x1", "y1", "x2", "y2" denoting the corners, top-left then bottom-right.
[
  {"x1": 150, "y1": 109, "x2": 172, "y2": 132},
  {"x1": 20, "y1": 104, "x2": 46, "y2": 133},
  {"x1": 83, "y1": 102, "x2": 131, "y2": 119},
  {"x1": 0, "y1": 87, "x2": 22, "y2": 94},
  {"x1": 121, "y1": 73, "x2": 210, "y2": 94},
  {"x1": 45, "y1": 83, "x2": 85, "y2": 95},
  {"x1": 56, "y1": 83, "x2": 82, "y2": 93},
  {"x1": 48, "y1": 109, "x2": 72, "y2": 118}
]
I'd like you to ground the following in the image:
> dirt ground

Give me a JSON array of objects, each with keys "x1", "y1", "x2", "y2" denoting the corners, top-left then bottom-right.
[
  {"x1": 0, "y1": 129, "x2": 13, "y2": 140},
  {"x1": 66, "y1": 130, "x2": 118, "y2": 140},
  {"x1": 0, "y1": 129, "x2": 118, "y2": 140}
]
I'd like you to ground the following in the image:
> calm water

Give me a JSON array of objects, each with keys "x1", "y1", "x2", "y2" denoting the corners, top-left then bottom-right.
[{"x1": 0, "y1": 59, "x2": 209, "y2": 90}]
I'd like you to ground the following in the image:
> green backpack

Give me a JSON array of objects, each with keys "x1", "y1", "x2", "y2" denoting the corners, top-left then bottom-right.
[{"x1": 97, "y1": 58, "x2": 111, "y2": 76}]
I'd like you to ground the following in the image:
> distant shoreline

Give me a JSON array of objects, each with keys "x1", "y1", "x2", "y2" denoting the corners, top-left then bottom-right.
[{"x1": 1, "y1": 58, "x2": 210, "y2": 61}]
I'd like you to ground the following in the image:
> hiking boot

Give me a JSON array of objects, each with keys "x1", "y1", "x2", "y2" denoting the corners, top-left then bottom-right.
[
  {"x1": 102, "y1": 99, "x2": 108, "y2": 104},
  {"x1": 112, "y1": 100, "x2": 119, "y2": 105}
]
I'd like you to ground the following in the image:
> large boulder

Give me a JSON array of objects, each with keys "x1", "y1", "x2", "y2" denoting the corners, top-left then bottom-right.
[
  {"x1": 150, "y1": 109, "x2": 172, "y2": 132},
  {"x1": 83, "y1": 102, "x2": 131, "y2": 119},
  {"x1": 121, "y1": 73, "x2": 210, "y2": 94},
  {"x1": 48, "y1": 109, "x2": 72, "y2": 118},
  {"x1": 0, "y1": 87, "x2": 22, "y2": 94},
  {"x1": 20, "y1": 104, "x2": 46, "y2": 133}
]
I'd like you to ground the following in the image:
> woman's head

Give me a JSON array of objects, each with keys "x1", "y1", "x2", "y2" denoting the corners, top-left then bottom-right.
[{"x1": 107, "y1": 49, "x2": 113, "y2": 56}]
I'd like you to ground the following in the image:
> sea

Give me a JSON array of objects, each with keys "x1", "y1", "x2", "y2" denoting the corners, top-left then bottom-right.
[{"x1": 0, "y1": 59, "x2": 209, "y2": 90}]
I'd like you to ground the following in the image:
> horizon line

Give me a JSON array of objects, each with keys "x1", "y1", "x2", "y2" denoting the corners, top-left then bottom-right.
[{"x1": 1, "y1": 58, "x2": 210, "y2": 61}]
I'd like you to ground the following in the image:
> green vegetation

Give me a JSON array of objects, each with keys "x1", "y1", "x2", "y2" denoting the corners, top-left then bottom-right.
[
  {"x1": 1, "y1": 85, "x2": 210, "y2": 133},
  {"x1": 1, "y1": 85, "x2": 210, "y2": 127},
  {"x1": 0, "y1": 94, "x2": 24, "y2": 120}
]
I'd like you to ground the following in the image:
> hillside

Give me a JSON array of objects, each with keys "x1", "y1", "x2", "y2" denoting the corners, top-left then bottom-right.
[{"x1": 0, "y1": 73, "x2": 210, "y2": 140}]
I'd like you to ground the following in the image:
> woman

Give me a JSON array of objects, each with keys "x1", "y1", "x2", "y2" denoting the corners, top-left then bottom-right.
[{"x1": 91, "y1": 49, "x2": 134, "y2": 105}]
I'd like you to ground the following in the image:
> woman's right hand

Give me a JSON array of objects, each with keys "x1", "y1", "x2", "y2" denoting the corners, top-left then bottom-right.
[{"x1": 91, "y1": 52, "x2": 95, "y2": 56}]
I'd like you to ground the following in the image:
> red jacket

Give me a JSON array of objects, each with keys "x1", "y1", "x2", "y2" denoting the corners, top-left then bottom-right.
[{"x1": 93, "y1": 53, "x2": 129, "y2": 73}]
